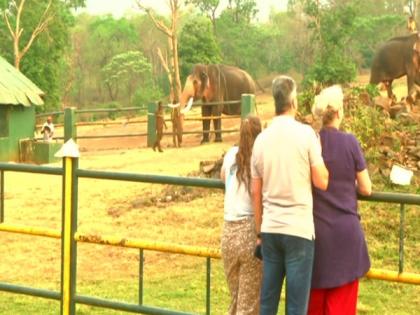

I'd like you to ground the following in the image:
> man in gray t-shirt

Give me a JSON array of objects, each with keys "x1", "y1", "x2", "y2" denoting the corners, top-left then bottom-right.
[{"x1": 251, "y1": 76, "x2": 329, "y2": 315}]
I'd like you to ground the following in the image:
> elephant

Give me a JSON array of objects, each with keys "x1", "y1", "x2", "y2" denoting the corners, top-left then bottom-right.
[
  {"x1": 178, "y1": 64, "x2": 256, "y2": 143},
  {"x1": 370, "y1": 32, "x2": 420, "y2": 100}
]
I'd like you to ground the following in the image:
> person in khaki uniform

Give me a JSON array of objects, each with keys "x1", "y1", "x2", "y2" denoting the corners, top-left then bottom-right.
[
  {"x1": 153, "y1": 101, "x2": 167, "y2": 152},
  {"x1": 220, "y1": 115, "x2": 262, "y2": 315},
  {"x1": 171, "y1": 105, "x2": 183, "y2": 148}
]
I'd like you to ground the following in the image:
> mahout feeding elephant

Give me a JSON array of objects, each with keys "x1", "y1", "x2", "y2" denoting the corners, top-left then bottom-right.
[
  {"x1": 370, "y1": 32, "x2": 420, "y2": 99},
  {"x1": 178, "y1": 64, "x2": 256, "y2": 143}
]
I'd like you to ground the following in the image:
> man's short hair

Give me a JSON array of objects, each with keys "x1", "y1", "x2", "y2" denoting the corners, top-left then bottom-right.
[{"x1": 272, "y1": 76, "x2": 297, "y2": 115}]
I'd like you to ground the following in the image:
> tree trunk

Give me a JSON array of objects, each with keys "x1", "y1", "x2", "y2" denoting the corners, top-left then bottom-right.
[
  {"x1": 4, "y1": 0, "x2": 53, "y2": 70},
  {"x1": 172, "y1": 35, "x2": 181, "y2": 103}
]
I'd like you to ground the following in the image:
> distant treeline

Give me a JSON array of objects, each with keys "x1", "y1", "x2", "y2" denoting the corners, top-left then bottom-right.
[{"x1": 0, "y1": 0, "x2": 414, "y2": 112}]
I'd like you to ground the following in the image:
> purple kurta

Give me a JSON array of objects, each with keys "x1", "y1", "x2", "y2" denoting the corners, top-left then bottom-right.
[{"x1": 312, "y1": 127, "x2": 370, "y2": 289}]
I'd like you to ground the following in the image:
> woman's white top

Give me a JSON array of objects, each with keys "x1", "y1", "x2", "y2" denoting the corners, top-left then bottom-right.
[{"x1": 222, "y1": 146, "x2": 253, "y2": 221}]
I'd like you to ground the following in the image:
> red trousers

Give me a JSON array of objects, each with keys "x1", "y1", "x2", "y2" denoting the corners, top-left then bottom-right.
[{"x1": 307, "y1": 279, "x2": 359, "y2": 315}]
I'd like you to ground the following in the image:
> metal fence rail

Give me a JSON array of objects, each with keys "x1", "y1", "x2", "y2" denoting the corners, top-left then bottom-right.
[
  {"x1": 0, "y1": 161, "x2": 419, "y2": 315},
  {"x1": 35, "y1": 95, "x2": 254, "y2": 147}
]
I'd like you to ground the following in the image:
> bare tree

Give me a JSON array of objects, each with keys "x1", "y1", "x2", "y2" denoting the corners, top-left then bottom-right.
[
  {"x1": 3, "y1": 0, "x2": 54, "y2": 70},
  {"x1": 136, "y1": 0, "x2": 182, "y2": 103}
]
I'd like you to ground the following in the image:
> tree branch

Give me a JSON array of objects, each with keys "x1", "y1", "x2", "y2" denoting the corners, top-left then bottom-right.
[
  {"x1": 157, "y1": 47, "x2": 171, "y2": 80},
  {"x1": 3, "y1": 11, "x2": 15, "y2": 39},
  {"x1": 20, "y1": 0, "x2": 53, "y2": 59},
  {"x1": 136, "y1": 1, "x2": 172, "y2": 36}
]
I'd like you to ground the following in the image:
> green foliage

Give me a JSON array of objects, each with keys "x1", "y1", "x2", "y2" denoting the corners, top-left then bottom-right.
[
  {"x1": 86, "y1": 16, "x2": 138, "y2": 68},
  {"x1": 351, "y1": 84, "x2": 380, "y2": 98},
  {"x1": 342, "y1": 97, "x2": 387, "y2": 162},
  {"x1": 226, "y1": 0, "x2": 258, "y2": 24},
  {"x1": 132, "y1": 81, "x2": 164, "y2": 108},
  {"x1": 297, "y1": 86, "x2": 317, "y2": 116},
  {"x1": 304, "y1": 53, "x2": 357, "y2": 87},
  {"x1": 0, "y1": 0, "x2": 80, "y2": 112},
  {"x1": 303, "y1": 1, "x2": 359, "y2": 85},
  {"x1": 178, "y1": 15, "x2": 221, "y2": 79},
  {"x1": 102, "y1": 51, "x2": 153, "y2": 104},
  {"x1": 216, "y1": 11, "x2": 271, "y2": 77},
  {"x1": 186, "y1": 0, "x2": 220, "y2": 29},
  {"x1": 69, "y1": 15, "x2": 140, "y2": 106},
  {"x1": 187, "y1": 0, "x2": 220, "y2": 15},
  {"x1": 351, "y1": 15, "x2": 405, "y2": 67}
]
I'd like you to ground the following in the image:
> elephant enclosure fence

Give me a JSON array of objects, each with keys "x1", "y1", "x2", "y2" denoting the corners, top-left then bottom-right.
[{"x1": 35, "y1": 96, "x2": 254, "y2": 151}]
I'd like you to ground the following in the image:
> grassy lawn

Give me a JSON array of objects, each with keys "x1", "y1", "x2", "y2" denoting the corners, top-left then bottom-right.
[
  {"x1": 0, "y1": 89, "x2": 419, "y2": 314},
  {"x1": 0, "y1": 262, "x2": 418, "y2": 314}
]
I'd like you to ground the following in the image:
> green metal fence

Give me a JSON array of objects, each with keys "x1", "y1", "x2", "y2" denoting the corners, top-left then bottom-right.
[
  {"x1": 35, "y1": 94, "x2": 256, "y2": 145},
  {"x1": 0, "y1": 159, "x2": 419, "y2": 315}
]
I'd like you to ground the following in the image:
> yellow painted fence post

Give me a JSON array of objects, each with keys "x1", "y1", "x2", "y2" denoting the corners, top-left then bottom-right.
[{"x1": 56, "y1": 139, "x2": 80, "y2": 315}]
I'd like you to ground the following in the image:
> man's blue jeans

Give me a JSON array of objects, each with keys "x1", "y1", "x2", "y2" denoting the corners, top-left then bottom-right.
[{"x1": 260, "y1": 233, "x2": 314, "y2": 315}]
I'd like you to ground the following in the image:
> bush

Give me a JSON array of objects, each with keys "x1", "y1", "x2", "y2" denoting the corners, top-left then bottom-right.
[
  {"x1": 304, "y1": 52, "x2": 357, "y2": 87},
  {"x1": 342, "y1": 91, "x2": 388, "y2": 164},
  {"x1": 297, "y1": 86, "x2": 317, "y2": 116}
]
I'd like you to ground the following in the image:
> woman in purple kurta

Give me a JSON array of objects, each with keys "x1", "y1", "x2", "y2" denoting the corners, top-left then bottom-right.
[{"x1": 308, "y1": 86, "x2": 372, "y2": 315}]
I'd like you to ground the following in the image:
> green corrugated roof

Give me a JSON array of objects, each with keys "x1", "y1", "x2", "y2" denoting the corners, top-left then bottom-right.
[{"x1": 0, "y1": 56, "x2": 44, "y2": 106}]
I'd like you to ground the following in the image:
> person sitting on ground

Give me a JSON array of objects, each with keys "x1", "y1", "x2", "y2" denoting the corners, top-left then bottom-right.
[
  {"x1": 308, "y1": 85, "x2": 372, "y2": 315},
  {"x1": 41, "y1": 116, "x2": 55, "y2": 141},
  {"x1": 153, "y1": 101, "x2": 167, "y2": 152},
  {"x1": 220, "y1": 115, "x2": 262, "y2": 315}
]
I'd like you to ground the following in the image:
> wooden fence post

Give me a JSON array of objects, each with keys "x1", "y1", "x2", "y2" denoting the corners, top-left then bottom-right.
[
  {"x1": 147, "y1": 102, "x2": 157, "y2": 148},
  {"x1": 241, "y1": 94, "x2": 256, "y2": 119}
]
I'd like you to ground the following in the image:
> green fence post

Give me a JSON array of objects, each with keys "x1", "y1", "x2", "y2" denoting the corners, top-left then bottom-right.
[
  {"x1": 58, "y1": 140, "x2": 79, "y2": 315},
  {"x1": 241, "y1": 94, "x2": 256, "y2": 119},
  {"x1": 139, "y1": 249, "x2": 144, "y2": 305},
  {"x1": 64, "y1": 108, "x2": 77, "y2": 142},
  {"x1": 147, "y1": 103, "x2": 157, "y2": 148},
  {"x1": 399, "y1": 203, "x2": 405, "y2": 274},
  {"x1": 0, "y1": 170, "x2": 4, "y2": 223},
  {"x1": 206, "y1": 258, "x2": 211, "y2": 315}
]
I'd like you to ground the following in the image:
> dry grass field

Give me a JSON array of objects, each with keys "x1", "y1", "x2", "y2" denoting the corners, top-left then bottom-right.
[{"x1": 0, "y1": 84, "x2": 419, "y2": 314}]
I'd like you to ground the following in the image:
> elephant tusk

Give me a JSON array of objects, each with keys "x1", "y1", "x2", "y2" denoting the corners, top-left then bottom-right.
[
  {"x1": 181, "y1": 97, "x2": 194, "y2": 114},
  {"x1": 167, "y1": 103, "x2": 180, "y2": 108}
]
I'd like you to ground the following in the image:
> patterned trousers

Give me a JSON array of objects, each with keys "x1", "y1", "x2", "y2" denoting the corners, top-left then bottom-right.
[{"x1": 221, "y1": 217, "x2": 262, "y2": 315}]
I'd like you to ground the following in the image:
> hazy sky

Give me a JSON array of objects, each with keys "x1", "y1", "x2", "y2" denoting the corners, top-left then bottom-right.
[{"x1": 80, "y1": 0, "x2": 288, "y2": 22}]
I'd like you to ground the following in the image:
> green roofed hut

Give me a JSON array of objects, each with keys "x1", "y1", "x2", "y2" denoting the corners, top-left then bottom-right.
[{"x1": 0, "y1": 56, "x2": 59, "y2": 163}]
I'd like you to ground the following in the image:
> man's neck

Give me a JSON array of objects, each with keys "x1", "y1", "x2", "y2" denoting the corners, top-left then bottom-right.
[{"x1": 276, "y1": 109, "x2": 295, "y2": 118}]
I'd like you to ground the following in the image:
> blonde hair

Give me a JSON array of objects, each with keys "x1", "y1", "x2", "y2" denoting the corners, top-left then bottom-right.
[
  {"x1": 312, "y1": 85, "x2": 344, "y2": 125},
  {"x1": 235, "y1": 115, "x2": 262, "y2": 193}
]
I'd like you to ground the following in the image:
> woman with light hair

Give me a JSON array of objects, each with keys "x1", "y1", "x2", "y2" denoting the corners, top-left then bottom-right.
[{"x1": 308, "y1": 85, "x2": 372, "y2": 315}]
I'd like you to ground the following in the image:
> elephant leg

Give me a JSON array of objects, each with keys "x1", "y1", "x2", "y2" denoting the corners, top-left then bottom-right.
[
  {"x1": 407, "y1": 74, "x2": 416, "y2": 103},
  {"x1": 213, "y1": 117, "x2": 222, "y2": 142},
  {"x1": 213, "y1": 105, "x2": 223, "y2": 142},
  {"x1": 385, "y1": 80, "x2": 395, "y2": 100},
  {"x1": 201, "y1": 105, "x2": 211, "y2": 143}
]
